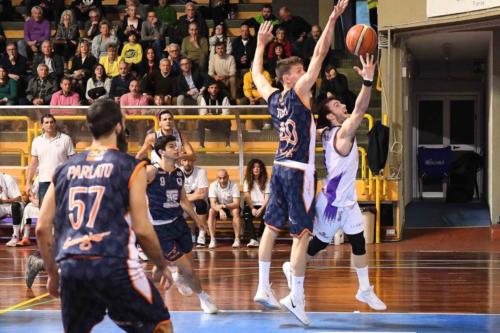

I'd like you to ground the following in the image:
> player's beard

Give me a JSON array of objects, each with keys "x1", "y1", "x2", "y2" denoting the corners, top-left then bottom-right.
[{"x1": 117, "y1": 127, "x2": 129, "y2": 153}]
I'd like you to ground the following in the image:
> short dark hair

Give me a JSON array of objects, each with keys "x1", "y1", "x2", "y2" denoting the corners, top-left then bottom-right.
[
  {"x1": 263, "y1": 4, "x2": 273, "y2": 10},
  {"x1": 275, "y1": 56, "x2": 304, "y2": 83},
  {"x1": 40, "y1": 114, "x2": 56, "y2": 124},
  {"x1": 316, "y1": 97, "x2": 337, "y2": 129},
  {"x1": 86, "y1": 99, "x2": 123, "y2": 139},
  {"x1": 158, "y1": 110, "x2": 174, "y2": 120},
  {"x1": 154, "y1": 135, "x2": 177, "y2": 157},
  {"x1": 214, "y1": 40, "x2": 226, "y2": 48}
]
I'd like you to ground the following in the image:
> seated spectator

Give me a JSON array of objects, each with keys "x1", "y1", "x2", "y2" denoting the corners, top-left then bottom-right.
[
  {"x1": 208, "y1": 0, "x2": 234, "y2": 25},
  {"x1": 318, "y1": 65, "x2": 355, "y2": 112},
  {"x1": 0, "y1": 66, "x2": 18, "y2": 106},
  {"x1": 207, "y1": 169, "x2": 241, "y2": 249},
  {"x1": 208, "y1": 41, "x2": 237, "y2": 100},
  {"x1": 176, "y1": 2, "x2": 209, "y2": 43},
  {"x1": 181, "y1": 23, "x2": 209, "y2": 71},
  {"x1": 0, "y1": 23, "x2": 5, "y2": 55},
  {"x1": 86, "y1": 63, "x2": 111, "y2": 103},
  {"x1": 242, "y1": 159, "x2": 270, "y2": 247},
  {"x1": 19, "y1": 178, "x2": 40, "y2": 247},
  {"x1": 165, "y1": 43, "x2": 182, "y2": 75},
  {"x1": 50, "y1": 77, "x2": 81, "y2": 115},
  {"x1": 209, "y1": 23, "x2": 232, "y2": 58},
  {"x1": 141, "y1": 58, "x2": 177, "y2": 104},
  {"x1": 265, "y1": 43, "x2": 286, "y2": 87},
  {"x1": 54, "y1": 10, "x2": 80, "y2": 62},
  {"x1": 176, "y1": 57, "x2": 208, "y2": 113},
  {"x1": 134, "y1": 46, "x2": 157, "y2": 78},
  {"x1": 91, "y1": 20, "x2": 118, "y2": 59},
  {"x1": 267, "y1": 27, "x2": 292, "y2": 60},
  {"x1": 141, "y1": 11, "x2": 167, "y2": 60},
  {"x1": 125, "y1": 0, "x2": 147, "y2": 20},
  {"x1": 68, "y1": 40, "x2": 98, "y2": 95},
  {"x1": 120, "y1": 78, "x2": 149, "y2": 115},
  {"x1": 278, "y1": 6, "x2": 311, "y2": 44},
  {"x1": 0, "y1": 172, "x2": 23, "y2": 247},
  {"x1": 154, "y1": 0, "x2": 177, "y2": 29},
  {"x1": 243, "y1": 4, "x2": 279, "y2": 36},
  {"x1": 32, "y1": 41, "x2": 65, "y2": 83},
  {"x1": 241, "y1": 65, "x2": 271, "y2": 129},
  {"x1": 180, "y1": 158, "x2": 209, "y2": 247},
  {"x1": 83, "y1": 8, "x2": 102, "y2": 41},
  {"x1": 99, "y1": 44, "x2": 123, "y2": 78},
  {"x1": 1, "y1": 43, "x2": 28, "y2": 84},
  {"x1": 24, "y1": 64, "x2": 57, "y2": 105},
  {"x1": 24, "y1": 0, "x2": 64, "y2": 23},
  {"x1": 109, "y1": 61, "x2": 133, "y2": 102},
  {"x1": 121, "y1": 31, "x2": 143, "y2": 65},
  {"x1": 116, "y1": 4, "x2": 143, "y2": 46},
  {"x1": 17, "y1": 6, "x2": 50, "y2": 59},
  {"x1": 197, "y1": 81, "x2": 231, "y2": 148},
  {"x1": 232, "y1": 24, "x2": 256, "y2": 76},
  {"x1": 72, "y1": 0, "x2": 103, "y2": 25},
  {"x1": 302, "y1": 24, "x2": 322, "y2": 61}
]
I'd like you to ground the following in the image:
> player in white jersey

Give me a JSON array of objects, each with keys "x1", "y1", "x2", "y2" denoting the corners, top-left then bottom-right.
[{"x1": 283, "y1": 54, "x2": 386, "y2": 311}]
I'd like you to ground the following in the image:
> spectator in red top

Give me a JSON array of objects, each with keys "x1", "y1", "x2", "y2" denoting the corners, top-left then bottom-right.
[{"x1": 267, "y1": 27, "x2": 292, "y2": 60}]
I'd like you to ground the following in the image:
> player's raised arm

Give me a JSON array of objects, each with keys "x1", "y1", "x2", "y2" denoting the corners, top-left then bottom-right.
[
  {"x1": 295, "y1": 0, "x2": 349, "y2": 99},
  {"x1": 252, "y1": 21, "x2": 279, "y2": 101}
]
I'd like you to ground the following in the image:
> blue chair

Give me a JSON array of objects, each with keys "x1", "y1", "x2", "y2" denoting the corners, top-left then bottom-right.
[{"x1": 417, "y1": 146, "x2": 452, "y2": 199}]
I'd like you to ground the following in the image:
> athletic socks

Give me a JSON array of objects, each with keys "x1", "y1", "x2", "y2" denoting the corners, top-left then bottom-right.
[
  {"x1": 356, "y1": 266, "x2": 370, "y2": 291},
  {"x1": 23, "y1": 224, "x2": 31, "y2": 239},
  {"x1": 291, "y1": 275, "x2": 305, "y2": 300},
  {"x1": 13, "y1": 225, "x2": 20, "y2": 238},
  {"x1": 258, "y1": 261, "x2": 271, "y2": 290}
]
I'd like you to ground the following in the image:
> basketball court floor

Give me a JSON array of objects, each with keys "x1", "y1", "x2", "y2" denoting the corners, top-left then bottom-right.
[{"x1": 1, "y1": 227, "x2": 499, "y2": 332}]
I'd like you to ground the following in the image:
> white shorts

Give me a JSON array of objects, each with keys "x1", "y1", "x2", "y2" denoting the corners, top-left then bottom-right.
[
  {"x1": 313, "y1": 191, "x2": 364, "y2": 243},
  {"x1": 0, "y1": 204, "x2": 12, "y2": 218},
  {"x1": 21, "y1": 203, "x2": 39, "y2": 227}
]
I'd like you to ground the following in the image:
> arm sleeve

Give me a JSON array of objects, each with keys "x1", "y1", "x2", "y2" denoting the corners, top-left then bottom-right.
[
  {"x1": 265, "y1": 180, "x2": 271, "y2": 194},
  {"x1": 31, "y1": 138, "x2": 38, "y2": 157}
]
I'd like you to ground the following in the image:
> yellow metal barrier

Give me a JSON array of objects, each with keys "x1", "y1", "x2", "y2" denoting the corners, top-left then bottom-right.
[
  {"x1": 0, "y1": 148, "x2": 28, "y2": 187},
  {"x1": 0, "y1": 116, "x2": 34, "y2": 153}
]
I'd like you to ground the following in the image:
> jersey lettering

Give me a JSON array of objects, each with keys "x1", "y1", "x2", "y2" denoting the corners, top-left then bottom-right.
[{"x1": 68, "y1": 185, "x2": 106, "y2": 230}]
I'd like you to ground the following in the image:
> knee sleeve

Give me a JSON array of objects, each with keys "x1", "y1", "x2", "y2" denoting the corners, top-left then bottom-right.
[
  {"x1": 348, "y1": 231, "x2": 366, "y2": 256},
  {"x1": 11, "y1": 202, "x2": 22, "y2": 226},
  {"x1": 307, "y1": 236, "x2": 329, "y2": 257}
]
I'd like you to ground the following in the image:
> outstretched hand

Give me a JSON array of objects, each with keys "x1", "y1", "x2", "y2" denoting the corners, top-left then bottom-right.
[
  {"x1": 257, "y1": 21, "x2": 274, "y2": 47},
  {"x1": 330, "y1": 0, "x2": 349, "y2": 21},
  {"x1": 353, "y1": 53, "x2": 376, "y2": 81}
]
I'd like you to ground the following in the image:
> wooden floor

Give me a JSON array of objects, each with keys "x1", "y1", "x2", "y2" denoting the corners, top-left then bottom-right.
[{"x1": 0, "y1": 227, "x2": 499, "y2": 315}]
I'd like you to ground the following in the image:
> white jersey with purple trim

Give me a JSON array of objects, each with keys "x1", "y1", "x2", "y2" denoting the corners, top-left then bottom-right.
[{"x1": 321, "y1": 126, "x2": 358, "y2": 208}]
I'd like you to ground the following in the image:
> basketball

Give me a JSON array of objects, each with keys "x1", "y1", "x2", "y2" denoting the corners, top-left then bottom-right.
[{"x1": 346, "y1": 24, "x2": 378, "y2": 56}]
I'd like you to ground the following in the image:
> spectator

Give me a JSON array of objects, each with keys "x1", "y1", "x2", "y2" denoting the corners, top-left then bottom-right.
[
  {"x1": 242, "y1": 159, "x2": 270, "y2": 247},
  {"x1": 32, "y1": 40, "x2": 65, "y2": 83},
  {"x1": 24, "y1": 0, "x2": 64, "y2": 23},
  {"x1": 181, "y1": 23, "x2": 209, "y2": 71},
  {"x1": 91, "y1": 20, "x2": 118, "y2": 59},
  {"x1": 207, "y1": 169, "x2": 241, "y2": 249},
  {"x1": 141, "y1": 10, "x2": 167, "y2": 60},
  {"x1": 135, "y1": 46, "x2": 158, "y2": 77},
  {"x1": 17, "y1": 6, "x2": 50, "y2": 59},
  {"x1": 83, "y1": 8, "x2": 102, "y2": 40},
  {"x1": 120, "y1": 78, "x2": 149, "y2": 115},
  {"x1": 1, "y1": 172, "x2": 23, "y2": 247},
  {"x1": 267, "y1": 27, "x2": 292, "y2": 60},
  {"x1": 19, "y1": 178, "x2": 40, "y2": 247},
  {"x1": 265, "y1": 43, "x2": 286, "y2": 88},
  {"x1": 99, "y1": 44, "x2": 123, "y2": 78},
  {"x1": 141, "y1": 58, "x2": 177, "y2": 103},
  {"x1": 176, "y1": 2, "x2": 209, "y2": 43},
  {"x1": 231, "y1": 24, "x2": 256, "y2": 75},
  {"x1": 68, "y1": 40, "x2": 97, "y2": 95},
  {"x1": 209, "y1": 23, "x2": 232, "y2": 58},
  {"x1": 302, "y1": 24, "x2": 322, "y2": 61},
  {"x1": 24, "y1": 64, "x2": 57, "y2": 105},
  {"x1": 165, "y1": 43, "x2": 181, "y2": 75},
  {"x1": 85, "y1": 63, "x2": 111, "y2": 103},
  {"x1": 180, "y1": 158, "x2": 209, "y2": 247},
  {"x1": 50, "y1": 77, "x2": 81, "y2": 115},
  {"x1": 109, "y1": 61, "x2": 133, "y2": 102},
  {"x1": 241, "y1": 65, "x2": 271, "y2": 129},
  {"x1": 208, "y1": 41, "x2": 237, "y2": 100},
  {"x1": 198, "y1": 81, "x2": 231, "y2": 148},
  {"x1": 116, "y1": 4, "x2": 143, "y2": 45},
  {"x1": 243, "y1": 4, "x2": 279, "y2": 36},
  {"x1": 71, "y1": 0, "x2": 103, "y2": 25},
  {"x1": 278, "y1": 6, "x2": 311, "y2": 44},
  {"x1": 0, "y1": 23, "x2": 5, "y2": 55},
  {"x1": 54, "y1": 10, "x2": 80, "y2": 62},
  {"x1": 318, "y1": 65, "x2": 355, "y2": 112},
  {"x1": 0, "y1": 66, "x2": 17, "y2": 105},
  {"x1": 1, "y1": 43, "x2": 28, "y2": 84},
  {"x1": 121, "y1": 31, "x2": 143, "y2": 65},
  {"x1": 176, "y1": 57, "x2": 208, "y2": 113},
  {"x1": 154, "y1": 0, "x2": 177, "y2": 29},
  {"x1": 125, "y1": 0, "x2": 147, "y2": 20}
]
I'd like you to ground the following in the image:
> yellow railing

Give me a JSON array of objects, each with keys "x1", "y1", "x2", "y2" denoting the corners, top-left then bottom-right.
[{"x1": 0, "y1": 148, "x2": 28, "y2": 187}]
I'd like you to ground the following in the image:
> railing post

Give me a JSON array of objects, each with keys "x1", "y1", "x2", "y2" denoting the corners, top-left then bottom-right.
[{"x1": 236, "y1": 109, "x2": 244, "y2": 185}]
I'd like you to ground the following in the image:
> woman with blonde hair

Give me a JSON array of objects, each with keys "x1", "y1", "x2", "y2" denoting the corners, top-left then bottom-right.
[{"x1": 54, "y1": 10, "x2": 80, "y2": 61}]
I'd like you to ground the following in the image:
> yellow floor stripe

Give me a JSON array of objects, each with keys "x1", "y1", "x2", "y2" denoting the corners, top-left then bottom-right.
[{"x1": 0, "y1": 293, "x2": 50, "y2": 316}]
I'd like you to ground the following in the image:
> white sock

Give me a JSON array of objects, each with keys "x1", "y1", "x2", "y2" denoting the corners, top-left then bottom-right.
[
  {"x1": 12, "y1": 225, "x2": 20, "y2": 238},
  {"x1": 356, "y1": 266, "x2": 370, "y2": 291},
  {"x1": 258, "y1": 261, "x2": 271, "y2": 290},
  {"x1": 23, "y1": 224, "x2": 31, "y2": 239},
  {"x1": 291, "y1": 275, "x2": 304, "y2": 300},
  {"x1": 199, "y1": 229, "x2": 206, "y2": 237}
]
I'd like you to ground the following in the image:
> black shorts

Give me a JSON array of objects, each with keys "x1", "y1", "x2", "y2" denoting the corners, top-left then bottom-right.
[
  {"x1": 154, "y1": 218, "x2": 193, "y2": 261},
  {"x1": 213, "y1": 207, "x2": 234, "y2": 219},
  {"x1": 192, "y1": 199, "x2": 208, "y2": 215},
  {"x1": 59, "y1": 257, "x2": 170, "y2": 333}
]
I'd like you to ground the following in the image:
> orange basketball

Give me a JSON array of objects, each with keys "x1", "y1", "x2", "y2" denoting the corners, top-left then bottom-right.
[{"x1": 346, "y1": 24, "x2": 378, "y2": 56}]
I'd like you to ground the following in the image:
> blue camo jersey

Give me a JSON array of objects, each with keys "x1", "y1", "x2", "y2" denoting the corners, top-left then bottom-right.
[
  {"x1": 53, "y1": 149, "x2": 145, "y2": 262},
  {"x1": 147, "y1": 166, "x2": 185, "y2": 223},
  {"x1": 267, "y1": 89, "x2": 316, "y2": 165}
]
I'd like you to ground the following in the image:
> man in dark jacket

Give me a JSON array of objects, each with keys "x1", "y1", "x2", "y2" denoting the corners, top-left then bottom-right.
[
  {"x1": 32, "y1": 41, "x2": 65, "y2": 83},
  {"x1": 231, "y1": 24, "x2": 256, "y2": 75},
  {"x1": 23, "y1": 63, "x2": 57, "y2": 105},
  {"x1": 175, "y1": 2, "x2": 209, "y2": 43},
  {"x1": 141, "y1": 58, "x2": 178, "y2": 104},
  {"x1": 176, "y1": 57, "x2": 209, "y2": 116}
]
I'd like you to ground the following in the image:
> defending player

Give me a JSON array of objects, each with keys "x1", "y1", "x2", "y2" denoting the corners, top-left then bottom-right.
[
  {"x1": 146, "y1": 135, "x2": 218, "y2": 314},
  {"x1": 36, "y1": 99, "x2": 174, "y2": 333},
  {"x1": 251, "y1": 0, "x2": 349, "y2": 326}
]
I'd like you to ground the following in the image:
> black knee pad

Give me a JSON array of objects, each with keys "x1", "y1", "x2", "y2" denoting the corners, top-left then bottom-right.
[
  {"x1": 11, "y1": 202, "x2": 22, "y2": 226},
  {"x1": 348, "y1": 231, "x2": 366, "y2": 256},
  {"x1": 307, "y1": 236, "x2": 329, "y2": 257}
]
